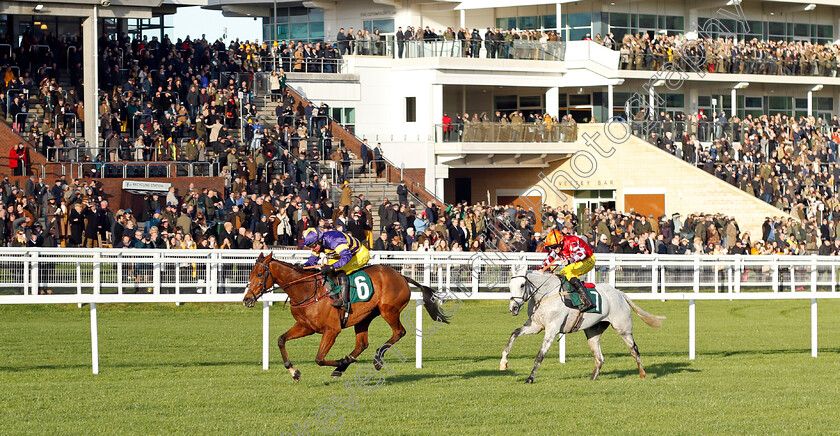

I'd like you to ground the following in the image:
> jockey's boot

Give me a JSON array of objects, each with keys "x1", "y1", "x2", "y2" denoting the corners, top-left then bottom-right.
[
  {"x1": 569, "y1": 277, "x2": 594, "y2": 312},
  {"x1": 331, "y1": 271, "x2": 352, "y2": 314}
]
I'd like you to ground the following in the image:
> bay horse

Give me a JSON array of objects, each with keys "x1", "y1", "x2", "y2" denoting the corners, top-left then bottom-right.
[
  {"x1": 501, "y1": 270, "x2": 664, "y2": 383},
  {"x1": 242, "y1": 252, "x2": 449, "y2": 380}
]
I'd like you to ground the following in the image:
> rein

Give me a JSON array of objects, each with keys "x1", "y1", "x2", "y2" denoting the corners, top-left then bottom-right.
[
  {"x1": 250, "y1": 259, "x2": 325, "y2": 307},
  {"x1": 510, "y1": 273, "x2": 567, "y2": 312}
]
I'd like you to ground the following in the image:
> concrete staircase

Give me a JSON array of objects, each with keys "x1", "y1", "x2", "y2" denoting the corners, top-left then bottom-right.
[{"x1": 270, "y1": 86, "x2": 442, "y2": 208}]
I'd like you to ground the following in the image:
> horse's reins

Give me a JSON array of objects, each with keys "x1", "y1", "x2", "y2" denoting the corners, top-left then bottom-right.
[
  {"x1": 250, "y1": 259, "x2": 326, "y2": 307},
  {"x1": 511, "y1": 273, "x2": 569, "y2": 311}
]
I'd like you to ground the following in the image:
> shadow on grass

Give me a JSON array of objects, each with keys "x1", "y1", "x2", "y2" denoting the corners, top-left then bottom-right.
[
  {"x1": 0, "y1": 360, "x2": 258, "y2": 372},
  {"x1": 600, "y1": 361, "x2": 700, "y2": 379}
]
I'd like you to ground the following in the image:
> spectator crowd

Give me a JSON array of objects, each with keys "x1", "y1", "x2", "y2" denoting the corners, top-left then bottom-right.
[{"x1": 2, "y1": 25, "x2": 840, "y2": 256}]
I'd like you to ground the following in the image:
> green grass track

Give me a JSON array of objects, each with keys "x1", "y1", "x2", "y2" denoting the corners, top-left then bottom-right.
[{"x1": 2, "y1": 300, "x2": 840, "y2": 435}]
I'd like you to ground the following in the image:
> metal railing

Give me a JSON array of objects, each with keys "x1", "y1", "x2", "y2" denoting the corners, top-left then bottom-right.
[
  {"x1": 434, "y1": 122, "x2": 578, "y2": 143},
  {"x1": 5, "y1": 88, "x2": 23, "y2": 114},
  {"x1": 0, "y1": 250, "x2": 838, "y2": 296},
  {"x1": 54, "y1": 112, "x2": 80, "y2": 138},
  {"x1": 2, "y1": 250, "x2": 838, "y2": 374},
  {"x1": 627, "y1": 120, "x2": 746, "y2": 145},
  {"x1": 617, "y1": 50, "x2": 824, "y2": 77},
  {"x1": 42, "y1": 161, "x2": 221, "y2": 179},
  {"x1": 397, "y1": 39, "x2": 565, "y2": 61}
]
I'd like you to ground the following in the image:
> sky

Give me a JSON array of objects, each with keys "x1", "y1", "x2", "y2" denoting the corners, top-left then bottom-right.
[{"x1": 166, "y1": 6, "x2": 262, "y2": 43}]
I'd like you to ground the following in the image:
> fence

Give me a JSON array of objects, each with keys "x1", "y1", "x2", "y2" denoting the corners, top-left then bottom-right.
[
  {"x1": 1, "y1": 249, "x2": 837, "y2": 374},
  {"x1": 435, "y1": 122, "x2": 578, "y2": 143}
]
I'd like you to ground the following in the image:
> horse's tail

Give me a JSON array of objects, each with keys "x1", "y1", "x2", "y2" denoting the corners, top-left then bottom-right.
[
  {"x1": 403, "y1": 276, "x2": 451, "y2": 324},
  {"x1": 621, "y1": 293, "x2": 665, "y2": 328}
]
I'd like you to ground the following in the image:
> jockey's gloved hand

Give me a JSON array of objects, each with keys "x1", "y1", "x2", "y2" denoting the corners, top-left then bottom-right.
[
  {"x1": 321, "y1": 264, "x2": 334, "y2": 275},
  {"x1": 294, "y1": 262, "x2": 305, "y2": 269}
]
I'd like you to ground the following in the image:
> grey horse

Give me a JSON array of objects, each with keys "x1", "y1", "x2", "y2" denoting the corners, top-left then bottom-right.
[{"x1": 500, "y1": 270, "x2": 665, "y2": 383}]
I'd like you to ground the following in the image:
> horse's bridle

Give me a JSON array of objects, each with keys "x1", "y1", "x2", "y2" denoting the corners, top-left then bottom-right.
[
  {"x1": 247, "y1": 259, "x2": 322, "y2": 305},
  {"x1": 509, "y1": 273, "x2": 553, "y2": 309}
]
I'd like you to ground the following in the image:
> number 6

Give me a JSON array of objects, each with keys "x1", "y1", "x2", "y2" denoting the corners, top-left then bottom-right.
[{"x1": 355, "y1": 276, "x2": 370, "y2": 300}]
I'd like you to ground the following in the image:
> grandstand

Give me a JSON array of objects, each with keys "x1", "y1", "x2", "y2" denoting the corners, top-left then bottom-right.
[{"x1": 0, "y1": 0, "x2": 837, "y2": 254}]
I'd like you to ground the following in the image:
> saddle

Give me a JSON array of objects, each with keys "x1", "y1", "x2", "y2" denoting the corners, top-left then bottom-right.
[
  {"x1": 323, "y1": 269, "x2": 374, "y2": 328},
  {"x1": 558, "y1": 277, "x2": 600, "y2": 313},
  {"x1": 557, "y1": 278, "x2": 600, "y2": 334}
]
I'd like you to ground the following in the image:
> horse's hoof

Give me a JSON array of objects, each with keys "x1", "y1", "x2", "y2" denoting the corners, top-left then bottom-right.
[
  {"x1": 499, "y1": 362, "x2": 509, "y2": 371},
  {"x1": 639, "y1": 371, "x2": 646, "y2": 380},
  {"x1": 292, "y1": 370, "x2": 301, "y2": 382},
  {"x1": 331, "y1": 370, "x2": 343, "y2": 378},
  {"x1": 525, "y1": 377, "x2": 534, "y2": 384},
  {"x1": 373, "y1": 357, "x2": 383, "y2": 371}
]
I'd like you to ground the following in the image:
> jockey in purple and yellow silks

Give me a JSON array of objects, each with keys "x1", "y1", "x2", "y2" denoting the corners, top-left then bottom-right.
[{"x1": 302, "y1": 228, "x2": 370, "y2": 313}]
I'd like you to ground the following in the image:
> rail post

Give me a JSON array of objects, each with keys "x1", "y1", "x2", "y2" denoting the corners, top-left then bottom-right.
[
  {"x1": 93, "y1": 252, "x2": 101, "y2": 295},
  {"x1": 263, "y1": 301, "x2": 270, "y2": 370},
  {"x1": 91, "y1": 302, "x2": 99, "y2": 374},
  {"x1": 28, "y1": 252, "x2": 37, "y2": 295},
  {"x1": 693, "y1": 256, "x2": 700, "y2": 293},
  {"x1": 558, "y1": 334, "x2": 566, "y2": 363},
  {"x1": 153, "y1": 252, "x2": 161, "y2": 295},
  {"x1": 811, "y1": 298, "x2": 818, "y2": 358},
  {"x1": 689, "y1": 299, "x2": 696, "y2": 360},
  {"x1": 415, "y1": 299, "x2": 422, "y2": 369}
]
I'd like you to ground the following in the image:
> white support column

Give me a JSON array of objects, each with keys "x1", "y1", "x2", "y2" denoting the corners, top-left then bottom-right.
[
  {"x1": 556, "y1": 3, "x2": 562, "y2": 33},
  {"x1": 431, "y1": 83, "x2": 443, "y2": 131},
  {"x1": 730, "y1": 88, "x2": 736, "y2": 118},
  {"x1": 807, "y1": 90, "x2": 813, "y2": 117},
  {"x1": 459, "y1": 9, "x2": 466, "y2": 29},
  {"x1": 811, "y1": 298, "x2": 818, "y2": 357},
  {"x1": 83, "y1": 6, "x2": 99, "y2": 152},
  {"x1": 263, "y1": 301, "x2": 270, "y2": 370},
  {"x1": 546, "y1": 87, "x2": 559, "y2": 120},
  {"x1": 90, "y1": 302, "x2": 99, "y2": 374},
  {"x1": 607, "y1": 84, "x2": 614, "y2": 120},
  {"x1": 435, "y1": 177, "x2": 445, "y2": 199},
  {"x1": 648, "y1": 86, "x2": 655, "y2": 117},
  {"x1": 689, "y1": 299, "x2": 696, "y2": 360}
]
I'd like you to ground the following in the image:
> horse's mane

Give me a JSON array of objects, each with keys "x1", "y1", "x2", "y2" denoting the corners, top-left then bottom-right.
[{"x1": 272, "y1": 258, "x2": 307, "y2": 273}]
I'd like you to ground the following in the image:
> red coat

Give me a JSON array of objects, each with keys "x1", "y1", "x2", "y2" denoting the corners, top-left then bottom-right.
[
  {"x1": 541, "y1": 234, "x2": 593, "y2": 268},
  {"x1": 9, "y1": 147, "x2": 26, "y2": 169},
  {"x1": 442, "y1": 115, "x2": 452, "y2": 132}
]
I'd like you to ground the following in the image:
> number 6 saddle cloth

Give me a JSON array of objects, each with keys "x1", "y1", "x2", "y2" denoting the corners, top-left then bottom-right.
[{"x1": 324, "y1": 269, "x2": 374, "y2": 304}]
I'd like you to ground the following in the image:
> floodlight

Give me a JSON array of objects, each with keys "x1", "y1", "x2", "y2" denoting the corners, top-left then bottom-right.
[
  {"x1": 33, "y1": 4, "x2": 44, "y2": 12},
  {"x1": 804, "y1": 4, "x2": 816, "y2": 11}
]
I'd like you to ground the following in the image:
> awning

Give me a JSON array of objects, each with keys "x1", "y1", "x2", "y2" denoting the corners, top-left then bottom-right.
[{"x1": 455, "y1": 0, "x2": 570, "y2": 10}]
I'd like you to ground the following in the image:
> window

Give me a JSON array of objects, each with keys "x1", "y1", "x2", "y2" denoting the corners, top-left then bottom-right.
[
  {"x1": 363, "y1": 19, "x2": 394, "y2": 34},
  {"x1": 637, "y1": 14, "x2": 656, "y2": 29},
  {"x1": 709, "y1": 18, "x2": 831, "y2": 44},
  {"x1": 567, "y1": 13, "x2": 591, "y2": 28},
  {"x1": 609, "y1": 13, "x2": 684, "y2": 40},
  {"x1": 496, "y1": 17, "x2": 516, "y2": 29},
  {"x1": 263, "y1": 6, "x2": 326, "y2": 42},
  {"x1": 745, "y1": 97, "x2": 762, "y2": 108},
  {"x1": 405, "y1": 97, "x2": 416, "y2": 122},
  {"x1": 290, "y1": 22, "x2": 308, "y2": 40},
  {"x1": 568, "y1": 94, "x2": 590, "y2": 106},
  {"x1": 520, "y1": 96, "x2": 543, "y2": 107},
  {"x1": 817, "y1": 97, "x2": 833, "y2": 112},
  {"x1": 664, "y1": 94, "x2": 685, "y2": 109},
  {"x1": 309, "y1": 22, "x2": 324, "y2": 39},
  {"x1": 542, "y1": 15, "x2": 557, "y2": 29},
  {"x1": 518, "y1": 16, "x2": 539, "y2": 30}
]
